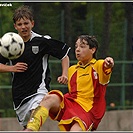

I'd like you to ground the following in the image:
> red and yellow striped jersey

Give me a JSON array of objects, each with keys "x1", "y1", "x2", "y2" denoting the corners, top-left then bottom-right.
[{"x1": 67, "y1": 58, "x2": 112, "y2": 119}]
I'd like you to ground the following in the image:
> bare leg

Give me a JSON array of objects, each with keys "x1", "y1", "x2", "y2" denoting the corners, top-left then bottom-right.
[
  {"x1": 24, "y1": 94, "x2": 61, "y2": 131},
  {"x1": 70, "y1": 121, "x2": 82, "y2": 131},
  {"x1": 40, "y1": 94, "x2": 61, "y2": 110}
]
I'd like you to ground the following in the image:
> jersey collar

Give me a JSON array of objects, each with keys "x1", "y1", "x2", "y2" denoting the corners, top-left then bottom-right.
[
  {"x1": 30, "y1": 31, "x2": 42, "y2": 41},
  {"x1": 76, "y1": 58, "x2": 96, "y2": 68}
]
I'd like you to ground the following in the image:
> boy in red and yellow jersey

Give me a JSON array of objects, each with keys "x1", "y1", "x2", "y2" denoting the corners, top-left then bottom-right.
[{"x1": 24, "y1": 35, "x2": 114, "y2": 131}]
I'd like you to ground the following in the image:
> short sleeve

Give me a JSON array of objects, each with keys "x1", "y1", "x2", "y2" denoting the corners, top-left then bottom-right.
[{"x1": 45, "y1": 38, "x2": 71, "y2": 60}]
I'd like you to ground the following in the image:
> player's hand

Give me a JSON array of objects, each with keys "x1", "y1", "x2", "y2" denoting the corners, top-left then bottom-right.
[
  {"x1": 57, "y1": 75, "x2": 68, "y2": 84},
  {"x1": 12, "y1": 62, "x2": 28, "y2": 72},
  {"x1": 104, "y1": 57, "x2": 114, "y2": 68}
]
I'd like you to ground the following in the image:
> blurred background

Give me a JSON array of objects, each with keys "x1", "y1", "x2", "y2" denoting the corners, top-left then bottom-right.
[{"x1": 0, "y1": 2, "x2": 133, "y2": 130}]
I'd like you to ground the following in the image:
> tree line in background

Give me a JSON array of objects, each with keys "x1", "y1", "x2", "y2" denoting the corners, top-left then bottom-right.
[
  {"x1": 0, "y1": 2, "x2": 133, "y2": 116},
  {"x1": 0, "y1": 2, "x2": 132, "y2": 59},
  {"x1": 0, "y1": 2, "x2": 133, "y2": 59}
]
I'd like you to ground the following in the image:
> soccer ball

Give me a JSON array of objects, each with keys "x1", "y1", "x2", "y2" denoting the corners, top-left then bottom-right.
[{"x1": 0, "y1": 32, "x2": 25, "y2": 59}]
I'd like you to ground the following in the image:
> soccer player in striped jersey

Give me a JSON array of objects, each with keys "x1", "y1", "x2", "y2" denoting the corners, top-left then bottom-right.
[
  {"x1": 0, "y1": 5, "x2": 70, "y2": 129},
  {"x1": 24, "y1": 35, "x2": 114, "y2": 131}
]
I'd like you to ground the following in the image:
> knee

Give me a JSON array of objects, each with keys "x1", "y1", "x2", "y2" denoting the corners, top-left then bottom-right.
[{"x1": 40, "y1": 94, "x2": 60, "y2": 107}]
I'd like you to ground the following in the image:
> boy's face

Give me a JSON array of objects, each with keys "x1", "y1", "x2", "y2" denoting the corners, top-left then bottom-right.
[
  {"x1": 75, "y1": 38, "x2": 96, "y2": 65},
  {"x1": 14, "y1": 17, "x2": 34, "y2": 41}
]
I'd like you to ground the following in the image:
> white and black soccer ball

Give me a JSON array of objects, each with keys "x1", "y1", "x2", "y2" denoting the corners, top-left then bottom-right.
[{"x1": 0, "y1": 32, "x2": 25, "y2": 60}]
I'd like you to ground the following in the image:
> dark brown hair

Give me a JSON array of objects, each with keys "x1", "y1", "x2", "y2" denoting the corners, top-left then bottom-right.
[
  {"x1": 13, "y1": 5, "x2": 34, "y2": 23},
  {"x1": 77, "y1": 35, "x2": 99, "y2": 58}
]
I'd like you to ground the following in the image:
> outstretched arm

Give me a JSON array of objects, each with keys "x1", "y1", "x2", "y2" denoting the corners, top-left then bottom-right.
[
  {"x1": 57, "y1": 55, "x2": 70, "y2": 84},
  {"x1": 0, "y1": 62, "x2": 28, "y2": 73}
]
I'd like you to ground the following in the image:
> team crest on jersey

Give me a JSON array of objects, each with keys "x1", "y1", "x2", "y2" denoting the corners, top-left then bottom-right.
[
  {"x1": 32, "y1": 46, "x2": 39, "y2": 54},
  {"x1": 93, "y1": 71, "x2": 98, "y2": 79}
]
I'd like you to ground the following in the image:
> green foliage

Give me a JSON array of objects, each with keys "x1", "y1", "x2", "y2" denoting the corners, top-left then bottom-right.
[
  {"x1": 0, "y1": 2, "x2": 23, "y2": 36},
  {"x1": 0, "y1": 73, "x2": 11, "y2": 85},
  {"x1": 112, "y1": 2, "x2": 125, "y2": 22}
]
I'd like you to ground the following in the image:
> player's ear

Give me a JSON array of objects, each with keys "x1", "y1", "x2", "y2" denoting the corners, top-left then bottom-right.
[
  {"x1": 31, "y1": 20, "x2": 34, "y2": 28},
  {"x1": 14, "y1": 23, "x2": 17, "y2": 30},
  {"x1": 91, "y1": 47, "x2": 96, "y2": 54}
]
